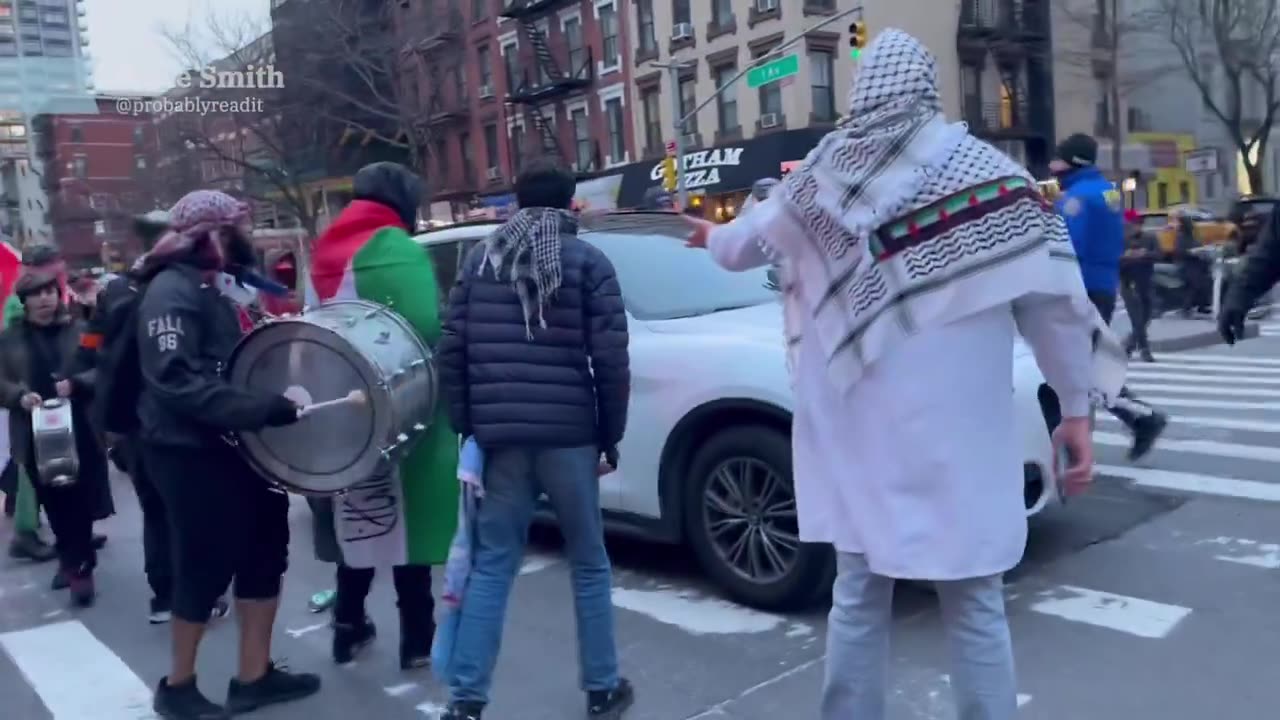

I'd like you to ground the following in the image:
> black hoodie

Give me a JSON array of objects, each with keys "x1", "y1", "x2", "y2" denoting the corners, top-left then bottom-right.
[{"x1": 352, "y1": 162, "x2": 424, "y2": 230}]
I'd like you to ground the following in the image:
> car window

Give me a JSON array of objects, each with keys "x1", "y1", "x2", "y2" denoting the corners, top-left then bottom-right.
[
  {"x1": 426, "y1": 241, "x2": 461, "y2": 298},
  {"x1": 1141, "y1": 215, "x2": 1167, "y2": 231},
  {"x1": 581, "y1": 228, "x2": 775, "y2": 321}
]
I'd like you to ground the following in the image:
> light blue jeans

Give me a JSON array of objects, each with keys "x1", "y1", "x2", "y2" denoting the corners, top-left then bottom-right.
[
  {"x1": 448, "y1": 446, "x2": 620, "y2": 705},
  {"x1": 822, "y1": 553, "x2": 1018, "y2": 720}
]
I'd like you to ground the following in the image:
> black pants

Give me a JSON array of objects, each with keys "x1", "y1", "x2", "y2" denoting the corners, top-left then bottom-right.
[
  {"x1": 1119, "y1": 271, "x2": 1153, "y2": 351},
  {"x1": 123, "y1": 436, "x2": 172, "y2": 605},
  {"x1": 1179, "y1": 257, "x2": 1211, "y2": 312},
  {"x1": 143, "y1": 442, "x2": 289, "y2": 623},
  {"x1": 2, "y1": 458, "x2": 16, "y2": 518},
  {"x1": 334, "y1": 564, "x2": 434, "y2": 627},
  {"x1": 1088, "y1": 291, "x2": 1152, "y2": 429},
  {"x1": 26, "y1": 461, "x2": 95, "y2": 574}
]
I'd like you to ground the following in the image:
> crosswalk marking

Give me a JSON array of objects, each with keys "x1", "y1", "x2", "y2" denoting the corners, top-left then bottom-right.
[
  {"x1": 1124, "y1": 370, "x2": 1280, "y2": 385},
  {"x1": 1154, "y1": 353, "x2": 1280, "y2": 366},
  {"x1": 1096, "y1": 464, "x2": 1280, "y2": 502},
  {"x1": 1195, "y1": 537, "x2": 1280, "y2": 569},
  {"x1": 1134, "y1": 395, "x2": 1277, "y2": 410},
  {"x1": 1093, "y1": 431, "x2": 1280, "y2": 463},
  {"x1": 1097, "y1": 413, "x2": 1280, "y2": 433},
  {"x1": 1125, "y1": 381, "x2": 1280, "y2": 398},
  {"x1": 0, "y1": 620, "x2": 156, "y2": 719},
  {"x1": 1028, "y1": 585, "x2": 1191, "y2": 639},
  {"x1": 1133, "y1": 360, "x2": 1280, "y2": 374}
]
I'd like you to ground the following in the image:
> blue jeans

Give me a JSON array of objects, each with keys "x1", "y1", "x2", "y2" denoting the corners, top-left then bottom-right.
[
  {"x1": 448, "y1": 446, "x2": 620, "y2": 705},
  {"x1": 822, "y1": 553, "x2": 1017, "y2": 720}
]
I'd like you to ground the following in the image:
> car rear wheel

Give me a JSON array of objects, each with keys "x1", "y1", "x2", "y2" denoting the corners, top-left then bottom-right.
[{"x1": 683, "y1": 426, "x2": 833, "y2": 611}]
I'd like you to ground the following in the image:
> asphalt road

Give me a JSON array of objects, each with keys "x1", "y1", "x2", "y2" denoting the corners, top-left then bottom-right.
[{"x1": 4, "y1": 332, "x2": 1280, "y2": 719}]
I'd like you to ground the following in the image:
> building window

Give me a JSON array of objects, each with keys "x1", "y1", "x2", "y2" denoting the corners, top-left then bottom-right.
[
  {"x1": 564, "y1": 16, "x2": 585, "y2": 74},
  {"x1": 1179, "y1": 180, "x2": 1190, "y2": 203},
  {"x1": 759, "y1": 80, "x2": 782, "y2": 118},
  {"x1": 477, "y1": 45, "x2": 493, "y2": 91},
  {"x1": 132, "y1": 126, "x2": 145, "y2": 144},
  {"x1": 1156, "y1": 182, "x2": 1168, "y2": 208},
  {"x1": 510, "y1": 125, "x2": 525, "y2": 173},
  {"x1": 713, "y1": 64, "x2": 738, "y2": 133},
  {"x1": 472, "y1": 0, "x2": 486, "y2": 21},
  {"x1": 502, "y1": 42, "x2": 519, "y2": 92},
  {"x1": 460, "y1": 132, "x2": 473, "y2": 183},
  {"x1": 642, "y1": 87, "x2": 661, "y2": 152},
  {"x1": 69, "y1": 125, "x2": 82, "y2": 142},
  {"x1": 72, "y1": 155, "x2": 86, "y2": 178},
  {"x1": 572, "y1": 107, "x2": 592, "y2": 172},
  {"x1": 636, "y1": 0, "x2": 656, "y2": 53},
  {"x1": 134, "y1": 155, "x2": 146, "y2": 170},
  {"x1": 599, "y1": 3, "x2": 619, "y2": 68},
  {"x1": 484, "y1": 123, "x2": 499, "y2": 173},
  {"x1": 678, "y1": 77, "x2": 697, "y2": 134},
  {"x1": 711, "y1": 0, "x2": 732, "y2": 25},
  {"x1": 435, "y1": 140, "x2": 448, "y2": 181},
  {"x1": 673, "y1": 0, "x2": 690, "y2": 25},
  {"x1": 809, "y1": 50, "x2": 836, "y2": 122},
  {"x1": 605, "y1": 97, "x2": 625, "y2": 163},
  {"x1": 454, "y1": 64, "x2": 467, "y2": 102}
]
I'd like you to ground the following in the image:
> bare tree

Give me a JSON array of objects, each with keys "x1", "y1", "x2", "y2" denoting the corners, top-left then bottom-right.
[
  {"x1": 1054, "y1": 0, "x2": 1181, "y2": 176},
  {"x1": 1156, "y1": 0, "x2": 1280, "y2": 193}
]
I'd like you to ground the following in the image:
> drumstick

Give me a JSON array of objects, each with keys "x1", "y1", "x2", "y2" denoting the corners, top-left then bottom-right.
[{"x1": 299, "y1": 390, "x2": 366, "y2": 416}]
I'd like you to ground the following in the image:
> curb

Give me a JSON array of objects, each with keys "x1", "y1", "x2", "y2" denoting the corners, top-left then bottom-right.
[{"x1": 1148, "y1": 322, "x2": 1258, "y2": 353}]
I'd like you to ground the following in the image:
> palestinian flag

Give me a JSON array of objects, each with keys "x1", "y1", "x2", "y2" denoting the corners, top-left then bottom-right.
[{"x1": 307, "y1": 200, "x2": 459, "y2": 568}]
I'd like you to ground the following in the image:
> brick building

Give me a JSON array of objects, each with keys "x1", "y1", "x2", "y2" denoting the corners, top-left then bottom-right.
[
  {"x1": 30, "y1": 94, "x2": 162, "y2": 264},
  {"x1": 399, "y1": 0, "x2": 637, "y2": 219}
]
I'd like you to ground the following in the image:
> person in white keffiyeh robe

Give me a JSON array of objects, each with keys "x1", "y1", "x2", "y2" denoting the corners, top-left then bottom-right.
[{"x1": 688, "y1": 29, "x2": 1107, "y2": 720}]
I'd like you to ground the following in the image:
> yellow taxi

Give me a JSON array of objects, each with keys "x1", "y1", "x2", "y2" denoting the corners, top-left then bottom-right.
[{"x1": 1138, "y1": 206, "x2": 1238, "y2": 255}]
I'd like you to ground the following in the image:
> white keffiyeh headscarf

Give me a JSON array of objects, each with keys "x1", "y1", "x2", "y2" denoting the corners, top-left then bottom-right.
[
  {"x1": 479, "y1": 207, "x2": 575, "y2": 339},
  {"x1": 749, "y1": 28, "x2": 1121, "y2": 401}
]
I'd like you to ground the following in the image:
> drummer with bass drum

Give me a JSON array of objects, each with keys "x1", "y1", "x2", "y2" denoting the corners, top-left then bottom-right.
[{"x1": 131, "y1": 190, "x2": 321, "y2": 720}]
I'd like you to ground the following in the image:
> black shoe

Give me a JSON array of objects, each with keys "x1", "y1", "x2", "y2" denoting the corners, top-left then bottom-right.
[
  {"x1": 150, "y1": 597, "x2": 173, "y2": 624},
  {"x1": 50, "y1": 568, "x2": 69, "y2": 591},
  {"x1": 1130, "y1": 412, "x2": 1168, "y2": 462},
  {"x1": 8, "y1": 531, "x2": 56, "y2": 562},
  {"x1": 1140, "y1": 348, "x2": 1155, "y2": 363},
  {"x1": 91, "y1": 533, "x2": 107, "y2": 550},
  {"x1": 225, "y1": 661, "x2": 320, "y2": 714},
  {"x1": 399, "y1": 613, "x2": 434, "y2": 670},
  {"x1": 67, "y1": 568, "x2": 95, "y2": 608},
  {"x1": 332, "y1": 617, "x2": 376, "y2": 665},
  {"x1": 588, "y1": 678, "x2": 634, "y2": 719},
  {"x1": 154, "y1": 676, "x2": 229, "y2": 720},
  {"x1": 442, "y1": 701, "x2": 485, "y2": 720}
]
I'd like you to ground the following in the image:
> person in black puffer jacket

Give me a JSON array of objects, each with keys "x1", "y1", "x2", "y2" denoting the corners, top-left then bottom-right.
[{"x1": 436, "y1": 157, "x2": 634, "y2": 720}]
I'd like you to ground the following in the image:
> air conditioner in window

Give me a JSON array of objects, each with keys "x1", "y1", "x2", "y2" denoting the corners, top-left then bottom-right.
[
  {"x1": 486, "y1": 167, "x2": 500, "y2": 180},
  {"x1": 760, "y1": 112, "x2": 780, "y2": 129},
  {"x1": 479, "y1": 84, "x2": 494, "y2": 98},
  {"x1": 755, "y1": 0, "x2": 779, "y2": 10},
  {"x1": 671, "y1": 22, "x2": 693, "y2": 41}
]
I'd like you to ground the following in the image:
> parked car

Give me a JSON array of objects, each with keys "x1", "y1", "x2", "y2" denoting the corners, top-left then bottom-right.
[
  {"x1": 1228, "y1": 195, "x2": 1277, "y2": 255},
  {"x1": 415, "y1": 211, "x2": 1064, "y2": 611},
  {"x1": 1139, "y1": 205, "x2": 1238, "y2": 256}
]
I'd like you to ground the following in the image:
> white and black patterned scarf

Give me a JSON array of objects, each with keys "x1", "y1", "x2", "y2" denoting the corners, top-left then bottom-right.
[
  {"x1": 479, "y1": 207, "x2": 574, "y2": 339},
  {"x1": 751, "y1": 29, "x2": 1122, "y2": 400}
]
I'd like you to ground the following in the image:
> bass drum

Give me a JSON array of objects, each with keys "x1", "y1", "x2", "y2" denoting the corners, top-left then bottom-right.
[{"x1": 226, "y1": 300, "x2": 437, "y2": 495}]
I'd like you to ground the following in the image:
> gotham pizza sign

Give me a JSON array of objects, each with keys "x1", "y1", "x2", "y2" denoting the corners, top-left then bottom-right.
[{"x1": 649, "y1": 147, "x2": 745, "y2": 189}]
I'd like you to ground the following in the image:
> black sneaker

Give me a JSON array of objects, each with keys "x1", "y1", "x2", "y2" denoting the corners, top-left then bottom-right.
[
  {"x1": 399, "y1": 613, "x2": 434, "y2": 670},
  {"x1": 50, "y1": 568, "x2": 69, "y2": 591},
  {"x1": 67, "y1": 568, "x2": 95, "y2": 608},
  {"x1": 224, "y1": 661, "x2": 320, "y2": 714},
  {"x1": 1139, "y1": 348, "x2": 1155, "y2": 363},
  {"x1": 442, "y1": 701, "x2": 485, "y2": 720},
  {"x1": 150, "y1": 598, "x2": 173, "y2": 624},
  {"x1": 332, "y1": 617, "x2": 376, "y2": 665},
  {"x1": 1130, "y1": 412, "x2": 1168, "y2": 462},
  {"x1": 588, "y1": 678, "x2": 634, "y2": 719},
  {"x1": 154, "y1": 676, "x2": 229, "y2": 720},
  {"x1": 8, "y1": 531, "x2": 56, "y2": 562}
]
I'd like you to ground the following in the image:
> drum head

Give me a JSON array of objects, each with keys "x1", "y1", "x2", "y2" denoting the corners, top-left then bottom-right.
[{"x1": 228, "y1": 319, "x2": 385, "y2": 494}]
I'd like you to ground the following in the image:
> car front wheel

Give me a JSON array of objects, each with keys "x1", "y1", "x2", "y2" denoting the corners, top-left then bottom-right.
[{"x1": 683, "y1": 426, "x2": 833, "y2": 611}]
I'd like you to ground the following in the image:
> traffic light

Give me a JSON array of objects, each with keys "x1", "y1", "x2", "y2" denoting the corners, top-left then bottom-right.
[
  {"x1": 661, "y1": 156, "x2": 677, "y2": 191},
  {"x1": 849, "y1": 21, "x2": 867, "y2": 59}
]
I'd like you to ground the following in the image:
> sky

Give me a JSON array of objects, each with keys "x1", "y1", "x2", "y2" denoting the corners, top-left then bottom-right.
[{"x1": 87, "y1": 0, "x2": 270, "y2": 93}]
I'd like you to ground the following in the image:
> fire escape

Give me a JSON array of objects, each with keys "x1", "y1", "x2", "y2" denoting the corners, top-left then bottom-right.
[
  {"x1": 956, "y1": 0, "x2": 1053, "y2": 174},
  {"x1": 412, "y1": 4, "x2": 472, "y2": 196},
  {"x1": 500, "y1": 0, "x2": 597, "y2": 176}
]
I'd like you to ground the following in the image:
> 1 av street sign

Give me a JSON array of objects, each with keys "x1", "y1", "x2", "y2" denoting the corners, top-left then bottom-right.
[{"x1": 746, "y1": 54, "x2": 799, "y2": 89}]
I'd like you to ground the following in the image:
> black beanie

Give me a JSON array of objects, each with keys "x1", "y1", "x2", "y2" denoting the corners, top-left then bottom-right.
[{"x1": 1055, "y1": 133, "x2": 1098, "y2": 168}]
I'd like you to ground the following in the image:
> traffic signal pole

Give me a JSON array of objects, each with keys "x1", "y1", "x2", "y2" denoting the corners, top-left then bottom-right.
[{"x1": 652, "y1": 61, "x2": 694, "y2": 207}]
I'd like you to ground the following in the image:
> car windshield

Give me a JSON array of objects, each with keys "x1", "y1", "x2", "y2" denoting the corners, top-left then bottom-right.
[
  {"x1": 1141, "y1": 214, "x2": 1167, "y2": 231},
  {"x1": 580, "y1": 215, "x2": 776, "y2": 321}
]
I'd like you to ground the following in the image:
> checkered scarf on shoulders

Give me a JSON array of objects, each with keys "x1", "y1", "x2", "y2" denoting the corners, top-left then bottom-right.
[{"x1": 479, "y1": 207, "x2": 575, "y2": 339}]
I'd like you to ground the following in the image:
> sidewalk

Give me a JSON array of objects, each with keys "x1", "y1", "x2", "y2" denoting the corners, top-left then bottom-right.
[{"x1": 1109, "y1": 312, "x2": 1258, "y2": 352}]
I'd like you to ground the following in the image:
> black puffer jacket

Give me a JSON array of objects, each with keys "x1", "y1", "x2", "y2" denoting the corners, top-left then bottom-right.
[{"x1": 437, "y1": 217, "x2": 630, "y2": 449}]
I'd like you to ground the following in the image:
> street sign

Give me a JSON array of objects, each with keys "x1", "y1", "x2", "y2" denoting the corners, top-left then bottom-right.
[
  {"x1": 746, "y1": 54, "x2": 799, "y2": 89},
  {"x1": 665, "y1": 140, "x2": 676, "y2": 156},
  {"x1": 1184, "y1": 148, "x2": 1218, "y2": 175}
]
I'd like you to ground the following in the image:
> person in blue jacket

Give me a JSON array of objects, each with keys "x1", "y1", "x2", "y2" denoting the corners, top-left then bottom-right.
[{"x1": 1051, "y1": 133, "x2": 1167, "y2": 460}]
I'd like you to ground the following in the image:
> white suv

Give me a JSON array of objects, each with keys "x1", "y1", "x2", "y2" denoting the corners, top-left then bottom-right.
[{"x1": 416, "y1": 211, "x2": 1061, "y2": 610}]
